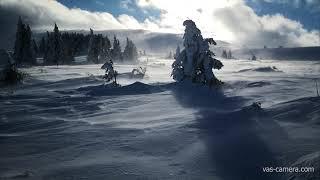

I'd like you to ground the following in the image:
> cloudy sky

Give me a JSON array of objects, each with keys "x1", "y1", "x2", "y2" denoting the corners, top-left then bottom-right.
[{"x1": 0, "y1": 0, "x2": 319, "y2": 48}]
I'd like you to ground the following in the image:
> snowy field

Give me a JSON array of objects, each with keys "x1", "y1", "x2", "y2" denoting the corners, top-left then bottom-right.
[{"x1": 1, "y1": 56, "x2": 320, "y2": 180}]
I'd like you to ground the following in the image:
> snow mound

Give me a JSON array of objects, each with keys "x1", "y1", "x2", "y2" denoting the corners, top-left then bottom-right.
[
  {"x1": 78, "y1": 81, "x2": 165, "y2": 96},
  {"x1": 238, "y1": 66, "x2": 281, "y2": 73},
  {"x1": 269, "y1": 97, "x2": 320, "y2": 124},
  {"x1": 288, "y1": 151, "x2": 320, "y2": 180}
]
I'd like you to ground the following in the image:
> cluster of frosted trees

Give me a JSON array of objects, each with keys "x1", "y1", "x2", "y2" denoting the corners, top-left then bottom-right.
[
  {"x1": 172, "y1": 20, "x2": 223, "y2": 86},
  {"x1": 87, "y1": 30, "x2": 138, "y2": 63},
  {"x1": 13, "y1": 17, "x2": 138, "y2": 66}
]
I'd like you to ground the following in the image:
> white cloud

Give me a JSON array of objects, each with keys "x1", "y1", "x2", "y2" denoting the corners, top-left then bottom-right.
[
  {"x1": 120, "y1": 0, "x2": 135, "y2": 11},
  {"x1": 0, "y1": 0, "x2": 160, "y2": 32},
  {"x1": 0, "y1": 0, "x2": 318, "y2": 47},
  {"x1": 135, "y1": 0, "x2": 320, "y2": 47}
]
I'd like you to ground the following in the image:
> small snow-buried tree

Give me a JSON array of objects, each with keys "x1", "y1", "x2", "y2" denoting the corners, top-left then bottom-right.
[
  {"x1": 172, "y1": 20, "x2": 223, "y2": 86},
  {"x1": 101, "y1": 59, "x2": 118, "y2": 85}
]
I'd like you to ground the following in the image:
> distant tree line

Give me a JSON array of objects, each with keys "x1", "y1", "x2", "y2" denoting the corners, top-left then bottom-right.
[
  {"x1": 13, "y1": 17, "x2": 138, "y2": 66},
  {"x1": 221, "y1": 49, "x2": 233, "y2": 59}
]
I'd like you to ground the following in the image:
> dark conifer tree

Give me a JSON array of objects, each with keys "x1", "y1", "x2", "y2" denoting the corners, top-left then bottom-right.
[
  {"x1": 13, "y1": 17, "x2": 36, "y2": 65},
  {"x1": 45, "y1": 23, "x2": 64, "y2": 65},
  {"x1": 99, "y1": 35, "x2": 112, "y2": 62},
  {"x1": 39, "y1": 36, "x2": 46, "y2": 56},
  {"x1": 87, "y1": 29, "x2": 101, "y2": 63},
  {"x1": 123, "y1": 37, "x2": 138, "y2": 61},
  {"x1": 13, "y1": 16, "x2": 24, "y2": 64},
  {"x1": 32, "y1": 39, "x2": 38, "y2": 57},
  {"x1": 227, "y1": 50, "x2": 232, "y2": 59},
  {"x1": 221, "y1": 50, "x2": 227, "y2": 59}
]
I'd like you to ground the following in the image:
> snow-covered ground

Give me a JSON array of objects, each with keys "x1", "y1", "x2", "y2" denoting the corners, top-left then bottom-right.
[{"x1": 1, "y1": 56, "x2": 320, "y2": 180}]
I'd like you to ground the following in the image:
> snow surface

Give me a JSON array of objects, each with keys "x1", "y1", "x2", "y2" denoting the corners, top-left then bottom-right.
[{"x1": 1, "y1": 56, "x2": 320, "y2": 180}]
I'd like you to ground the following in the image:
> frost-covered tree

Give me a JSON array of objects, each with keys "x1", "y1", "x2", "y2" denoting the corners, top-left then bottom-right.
[
  {"x1": 171, "y1": 20, "x2": 223, "y2": 86},
  {"x1": 101, "y1": 59, "x2": 118, "y2": 84},
  {"x1": 111, "y1": 35, "x2": 122, "y2": 61},
  {"x1": 13, "y1": 17, "x2": 36, "y2": 65},
  {"x1": 123, "y1": 37, "x2": 138, "y2": 61}
]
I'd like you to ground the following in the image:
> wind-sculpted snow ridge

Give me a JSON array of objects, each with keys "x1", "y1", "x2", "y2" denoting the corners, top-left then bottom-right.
[
  {"x1": 77, "y1": 81, "x2": 168, "y2": 96},
  {"x1": 238, "y1": 66, "x2": 282, "y2": 73},
  {"x1": 267, "y1": 96, "x2": 320, "y2": 125}
]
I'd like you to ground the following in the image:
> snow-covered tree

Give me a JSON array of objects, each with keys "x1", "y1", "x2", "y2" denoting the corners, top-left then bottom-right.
[
  {"x1": 111, "y1": 35, "x2": 122, "y2": 61},
  {"x1": 123, "y1": 37, "x2": 138, "y2": 62},
  {"x1": 171, "y1": 20, "x2": 223, "y2": 86},
  {"x1": 101, "y1": 59, "x2": 118, "y2": 84}
]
